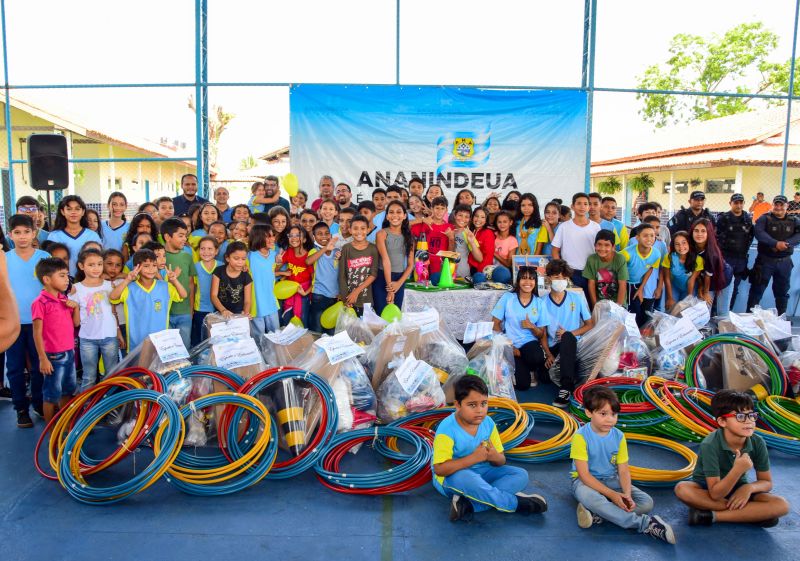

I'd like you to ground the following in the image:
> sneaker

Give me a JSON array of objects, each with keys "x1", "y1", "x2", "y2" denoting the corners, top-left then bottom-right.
[
  {"x1": 688, "y1": 508, "x2": 714, "y2": 526},
  {"x1": 449, "y1": 495, "x2": 474, "y2": 522},
  {"x1": 553, "y1": 389, "x2": 571, "y2": 409},
  {"x1": 758, "y1": 518, "x2": 780, "y2": 528},
  {"x1": 16, "y1": 410, "x2": 33, "y2": 428},
  {"x1": 515, "y1": 492, "x2": 548, "y2": 514},
  {"x1": 644, "y1": 515, "x2": 676, "y2": 544},
  {"x1": 32, "y1": 405, "x2": 44, "y2": 419},
  {"x1": 0, "y1": 386, "x2": 11, "y2": 400},
  {"x1": 576, "y1": 503, "x2": 593, "y2": 528}
]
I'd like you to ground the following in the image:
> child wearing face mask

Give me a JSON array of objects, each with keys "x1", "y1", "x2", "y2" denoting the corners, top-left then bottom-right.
[{"x1": 541, "y1": 259, "x2": 594, "y2": 409}]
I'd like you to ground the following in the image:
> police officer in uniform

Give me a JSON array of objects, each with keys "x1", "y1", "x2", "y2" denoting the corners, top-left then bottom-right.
[
  {"x1": 746, "y1": 194, "x2": 800, "y2": 315},
  {"x1": 668, "y1": 191, "x2": 714, "y2": 236},
  {"x1": 715, "y1": 193, "x2": 754, "y2": 315}
]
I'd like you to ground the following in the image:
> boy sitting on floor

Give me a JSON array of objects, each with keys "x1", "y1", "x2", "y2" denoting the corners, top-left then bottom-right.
[
  {"x1": 674, "y1": 389, "x2": 790, "y2": 527},
  {"x1": 432, "y1": 376, "x2": 548, "y2": 522},
  {"x1": 570, "y1": 386, "x2": 676, "y2": 543}
]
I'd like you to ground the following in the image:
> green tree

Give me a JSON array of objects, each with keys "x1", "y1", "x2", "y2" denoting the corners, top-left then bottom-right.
[
  {"x1": 239, "y1": 154, "x2": 257, "y2": 171},
  {"x1": 636, "y1": 22, "x2": 797, "y2": 128},
  {"x1": 187, "y1": 95, "x2": 235, "y2": 172}
]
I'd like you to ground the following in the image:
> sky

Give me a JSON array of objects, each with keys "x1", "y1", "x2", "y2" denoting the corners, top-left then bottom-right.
[{"x1": 2, "y1": 0, "x2": 798, "y2": 175}]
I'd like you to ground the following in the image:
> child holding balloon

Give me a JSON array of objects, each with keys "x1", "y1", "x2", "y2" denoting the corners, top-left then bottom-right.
[
  {"x1": 373, "y1": 201, "x2": 415, "y2": 315},
  {"x1": 279, "y1": 225, "x2": 313, "y2": 325}
]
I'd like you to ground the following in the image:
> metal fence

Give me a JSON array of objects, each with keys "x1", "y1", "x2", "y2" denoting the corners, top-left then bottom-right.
[{"x1": 0, "y1": 0, "x2": 799, "y2": 227}]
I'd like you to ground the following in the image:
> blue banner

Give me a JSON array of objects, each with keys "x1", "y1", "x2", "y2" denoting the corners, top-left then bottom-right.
[{"x1": 290, "y1": 85, "x2": 587, "y2": 203}]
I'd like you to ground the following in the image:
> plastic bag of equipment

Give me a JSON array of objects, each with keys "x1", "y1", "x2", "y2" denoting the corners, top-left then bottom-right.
[
  {"x1": 751, "y1": 306, "x2": 794, "y2": 352},
  {"x1": 717, "y1": 316, "x2": 772, "y2": 391},
  {"x1": 203, "y1": 312, "x2": 258, "y2": 342},
  {"x1": 362, "y1": 303, "x2": 388, "y2": 336},
  {"x1": 335, "y1": 307, "x2": 375, "y2": 347},
  {"x1": 651, "y1": 347, "x2": 687, "y2": 381},
  {"x1": 640, "y1": 311, "x2": 680, "y2": 352},
  {"x1": 262, "y1": 323, "x2": 319, "y2": 368},
  {"x1": 450, "y1": 333, "x2": 516, "y2": 402},
  {"x1": 405, "y1": 308, "x2": 468, "y2": 386},
  {"x1": 295, "y1": 332, "x2": 373, "y2": 441},
  {"x1": 567, "y1": 313, "x2": 626, "y2": 383},
  {"x1": 779, "y1": 349, "x2": 800, "y2": 395},
  {"x1": 361, "y1": 320, "x2": 421, "y2": 390},
  {"x1": 376, "y1": 353, "x2": 446, "y2": 422}
]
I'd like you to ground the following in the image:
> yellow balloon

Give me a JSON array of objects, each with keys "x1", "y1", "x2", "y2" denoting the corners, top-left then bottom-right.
[
  {"x1": 321, "y1": 301, "x2": 344, "y2": 330},
  {"x1": 381, "y1": 303, "x2": 402, "y2": 323},
  {"x1": 274, "y1": 280, "x2": 299, "y2": 300},
  {"x1": 290, "y1": 316, "x2": 304, "y2": 327},
  {"x1": 283, "y1": 173, "x2": 299, "y2": 197}
]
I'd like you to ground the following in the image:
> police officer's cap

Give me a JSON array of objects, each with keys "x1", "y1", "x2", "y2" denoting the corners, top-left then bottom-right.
[
  {"x1": 773, "y1": 195, "x2": 788, "y2": 204},
  {"x1": 690, "y1": 191, "x2": 705, "y2": 200},
  {"x1": 730, "y1": 193, "x2": 745, "y2": 202}
]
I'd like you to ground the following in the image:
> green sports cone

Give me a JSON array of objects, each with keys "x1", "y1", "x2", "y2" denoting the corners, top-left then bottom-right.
[{"x1": 438, "y1": 257, "x2": 455, "y2": 288}]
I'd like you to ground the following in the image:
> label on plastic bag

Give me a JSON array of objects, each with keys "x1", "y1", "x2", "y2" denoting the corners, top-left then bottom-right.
[
  {"x1": 393, "y1": 353, "x2": 433, "y2": 395},
  {"x1": 149, "y1": 329, "x2": 189, "y2": 363},
  {"x1": 403, "y1": 309, "x2": 440, "y2": 334},
  {"x1": 265, "y1": 323, "x2": 307, "y2": 345},
  {"x1": 765, "y1": 319, "x2": 792, "y2": 341},
  {"x1": 729, "y1": 312, "x2": 763, "y2": 336},
  {"x1": 463, "y1": 321, "x2": 494, "y2": 344},
  {"x1": 362, "y1": 303, "x2": 387, "y2": 327},
  {"x1": 659, "y1": 316, "x2": 702, "y2": 353},
  {"x1": 391, "y1": 335, "x2": 408, "y2": 354},
  {"x1": 624, "y1": 313, "x2": 641, "y2": 338},
  {"x1": 680, "y1": 301, "x2": 711, "y2": 328},
  {"x1": 209, "y1": 316, "x2": 251, "y2": 340},
  {"x1": 314, "y1": 331, "x2": 365, "y2": 365},
  {"x1": 212, "y1": 338, "x2": 262, "y2": 370}
]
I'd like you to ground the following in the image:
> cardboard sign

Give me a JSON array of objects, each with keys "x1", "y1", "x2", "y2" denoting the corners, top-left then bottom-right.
[
  {"x1": 149, "y1": 329, "x2": 189, "y2": 363},
  {"x1": 403, "y1": 308, "x2": 440, "y2": 334},
  {"x1": 314, "y1": 331, "x2": 365, "y2": 365},
  {"x1": 212, "y1": 338, "x2": 262, "y2": 370},
  {"x1": 393, "y1": 353, "x2": 433, "y2": 395},
  {"x1": 265, "y1": 323, "x2": 308, "y2": 345},
  {"x1": 209, "y1": 316, "x2": 251, "y2": 340},
  {"x1": 680, "y1": 301, "x2": 711, "y2": 328},
  {"x1": 659, "y1": 316, "x2": 702, "y2": 354},
  {"x1": 463, "y1": 321, "x2": 494, "y2": 344},
  {"x1": 624, "y1": 313, "x2": 641, "y2": 338}
]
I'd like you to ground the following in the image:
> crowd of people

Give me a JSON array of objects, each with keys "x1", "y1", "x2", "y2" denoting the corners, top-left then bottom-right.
[
  {"x1": 0, "y1": 172, "x2": 793, "y2": 538},
  {"x1": 1, "y1": 174, "x2": 799, "y2": 425}
]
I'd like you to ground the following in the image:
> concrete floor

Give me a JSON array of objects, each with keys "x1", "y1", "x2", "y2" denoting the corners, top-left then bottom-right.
[{"x1": 1, "y1": 385, "x2": 798, "y2": 561}]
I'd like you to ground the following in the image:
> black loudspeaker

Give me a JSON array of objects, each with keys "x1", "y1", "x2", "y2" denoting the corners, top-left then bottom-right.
[{"x1": 28, "y1": 134, "x2": 69, "y2": 190}]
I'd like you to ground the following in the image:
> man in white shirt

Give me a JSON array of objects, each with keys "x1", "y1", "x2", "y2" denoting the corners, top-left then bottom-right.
[{"x1": 552, "y1": 192, "x2": 601, "y2": 299}]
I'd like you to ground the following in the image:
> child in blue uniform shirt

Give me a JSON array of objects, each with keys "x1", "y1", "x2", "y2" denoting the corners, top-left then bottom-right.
[
  {"x1": 570, "y1": 386, "x2": 676, "y2": 543},
  {"x1": 248, "y1": 224, "x2": 281, "y2": 335},
  {"x1": 620, "y1": 223, "x2": 661, "y2": 326},
  {"x1": 307, "y1": 222, "x2": 341, "y2": 334},
  {"x1": 540, "y1": 259, "x2": 594, "y2": 409},
  {"x1": 433, "y1": 376, "x2": 547, "y2": 522},
  {"x1": 641, "y1": 215, "x2": 668, "y2": 311},
  {"x1": 5, "y1": 214, "x2": 49, "y2": 428},
  {"x1": 491, "y1": 266, "x2": 549, "y2": 391},
  {"x1": 192, "y1": 236, "x2": 221, "y2": 346},
  {"x1": 109, "y1": 248, "x2": 188, "y2": 351}
]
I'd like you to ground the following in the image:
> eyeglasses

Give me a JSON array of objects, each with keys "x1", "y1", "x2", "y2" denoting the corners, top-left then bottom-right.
[
  {"x1": 287, "y1": 233, "x2": 301, "y2": 238},
  {"x1": 721, "y1": 412, "x2": 759, "y2": 422},
  {"x1": 18, "y1": 205, "x2": 39, "y2": 213}
]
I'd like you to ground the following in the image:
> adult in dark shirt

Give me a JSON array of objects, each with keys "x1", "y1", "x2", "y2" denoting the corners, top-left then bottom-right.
[
  {"x1": 668, "y1": 191, "x2": 713, "y2": 236},
  {"x1": 787, "y1": 191, "x2": 800, "y2": 216},
  {"x1": 336, "y1": 182, "x2": 358, "y2": 212},
  {"x1": 746, "y1": 195, "x2": 800, "y2": 315},
  {"x1": 258, "y1": 175, "x2": 291, "y2": 216},
  {"x1": 173, "y1": 174, "x2": 209, "y2": 217},
  {"x1": 715, "y1": 193, "x2": 754, "y2": 315}
]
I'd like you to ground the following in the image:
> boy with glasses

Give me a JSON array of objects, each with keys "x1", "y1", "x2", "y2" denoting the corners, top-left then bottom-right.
[{"x1": 674, "y1": 390, "x2": 789, "y2": 527}]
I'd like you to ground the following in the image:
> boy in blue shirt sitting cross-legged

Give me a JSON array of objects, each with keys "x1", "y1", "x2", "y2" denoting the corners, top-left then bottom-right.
[{"x1": 432, "y1": 376, "x2": 548, "y2": 522}]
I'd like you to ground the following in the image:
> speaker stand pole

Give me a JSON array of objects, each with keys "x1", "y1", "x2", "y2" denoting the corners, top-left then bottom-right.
[{"x1": 46, "y1": 189, "x2": 52, "y2": 230}]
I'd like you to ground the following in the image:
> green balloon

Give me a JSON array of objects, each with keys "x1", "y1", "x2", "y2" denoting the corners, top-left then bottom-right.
[{"x1": 381, "y1": 303, "x2": 402, "y2": 322}]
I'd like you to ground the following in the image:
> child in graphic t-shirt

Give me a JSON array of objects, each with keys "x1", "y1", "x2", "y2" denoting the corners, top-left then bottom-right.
[{"x1": 338, "y1": 216, "x2": 378, "y2": 315}]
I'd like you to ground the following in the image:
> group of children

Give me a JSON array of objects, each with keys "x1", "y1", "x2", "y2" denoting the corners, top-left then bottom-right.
[{"x1": 435, "y1": 377, "x2": 789, "y2": 541}]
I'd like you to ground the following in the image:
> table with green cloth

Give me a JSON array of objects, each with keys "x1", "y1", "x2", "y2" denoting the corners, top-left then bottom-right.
[{"x1": 401, "y1": 287, "x2": 507, "y2": 340}]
